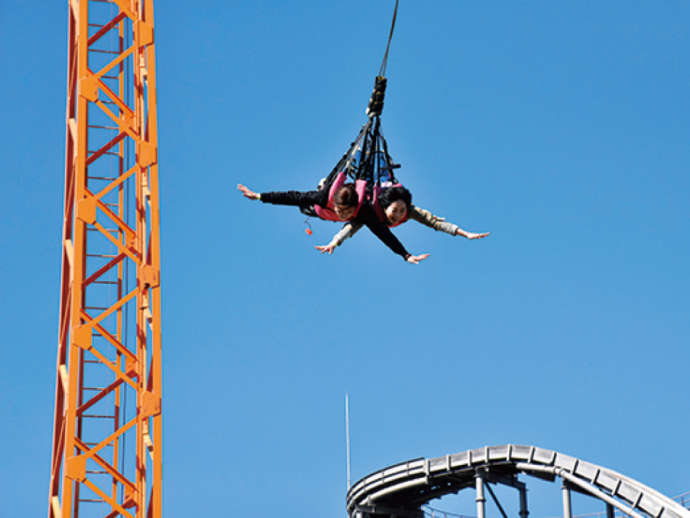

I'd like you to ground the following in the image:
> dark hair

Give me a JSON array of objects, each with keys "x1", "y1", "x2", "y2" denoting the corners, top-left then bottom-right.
[
  {"x1": 378, "y1": 185, "x2": 412, "y2": 210},
  {"x1": 333, "y1": 183, "x2": 358, "y2": 207}
]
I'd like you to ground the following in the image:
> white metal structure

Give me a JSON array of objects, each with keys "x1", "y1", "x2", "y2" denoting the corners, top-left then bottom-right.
[{"x1": 347, "y1": 445, "x2": 690, "y2": 518}]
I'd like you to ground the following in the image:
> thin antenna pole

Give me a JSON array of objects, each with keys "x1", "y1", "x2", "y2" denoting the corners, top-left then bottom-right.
[{"x1": 346, "y1": 393, "x2": 351, "y2": 490}]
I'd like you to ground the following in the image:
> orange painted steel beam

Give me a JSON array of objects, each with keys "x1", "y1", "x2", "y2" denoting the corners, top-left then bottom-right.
[{"x1": 49, "y1": 1, "x2": 162, "y2": 517}]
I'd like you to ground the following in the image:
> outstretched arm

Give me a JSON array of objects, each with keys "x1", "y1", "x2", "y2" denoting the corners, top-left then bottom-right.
[
  {"x1": 237, "y1": 183, "x2": 326, "y2": 208},
  {"x1": 315, "y1": 222, "x2": 364, "y2": 254},
  {"x1": 409, "y1": 205, "x2": 490, "y2": 240},
  {"x1": 359, "y1": 205, "x2": 430, "y2": 264}
]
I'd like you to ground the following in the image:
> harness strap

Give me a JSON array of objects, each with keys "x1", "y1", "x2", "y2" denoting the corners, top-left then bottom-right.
[{"x1": 378, "y1": 0, "x2": 399, "y2": 78}]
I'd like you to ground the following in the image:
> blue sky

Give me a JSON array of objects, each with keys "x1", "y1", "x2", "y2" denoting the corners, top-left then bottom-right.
[{"x1": 1, "y1": 2, "x2": 689, "y2": 517}]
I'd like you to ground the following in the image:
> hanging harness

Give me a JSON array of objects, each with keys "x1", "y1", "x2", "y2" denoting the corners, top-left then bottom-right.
[
  {"x1": 301, "y1": 1, "x2": 404, "y2": 224},
  {"x1": 371, "y1": 183, "x2": 409, "y2": 227},
  {"x1": 313, "y1": 172, "x2": 367, "y2": 221}
]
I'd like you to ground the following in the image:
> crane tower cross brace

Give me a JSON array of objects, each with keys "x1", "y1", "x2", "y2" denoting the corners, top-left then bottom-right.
[{"x1": 48, "y1": 1, "x2": 162, "y2": 517}]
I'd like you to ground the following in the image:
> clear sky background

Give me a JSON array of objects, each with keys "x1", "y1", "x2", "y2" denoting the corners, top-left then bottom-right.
[{"x1": 1, "y1": 2, "x2": 689, "y2": 517}]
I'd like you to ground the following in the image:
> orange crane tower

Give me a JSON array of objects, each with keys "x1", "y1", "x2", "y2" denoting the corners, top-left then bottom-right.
[{"x1": 48, "y1": 1, "x2": 162, "y2": 517}]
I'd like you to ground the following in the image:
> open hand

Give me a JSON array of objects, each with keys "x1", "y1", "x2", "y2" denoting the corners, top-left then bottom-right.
[
  {"x1": 315, "y1": 244, "x2": 336, "y2": 255},
  {"x1": 406, "y1": 253, "x2": 430, "y2": 264},
  {"x1": 237, "y1": 184, "x2": 260, "y2": 200},
  {"x1": 462, "y1": 231, "x2": 490, "y2": 240}
]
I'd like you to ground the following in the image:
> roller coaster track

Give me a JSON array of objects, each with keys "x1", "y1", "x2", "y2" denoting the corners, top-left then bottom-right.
[{"x1": 346, "y1": 445, "x2": 690, "y2": 518}]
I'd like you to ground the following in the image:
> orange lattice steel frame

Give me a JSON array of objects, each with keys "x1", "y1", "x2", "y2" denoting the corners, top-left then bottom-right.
[{"x1": 49, "y1": 1, "x2": 161, "y2": 517}]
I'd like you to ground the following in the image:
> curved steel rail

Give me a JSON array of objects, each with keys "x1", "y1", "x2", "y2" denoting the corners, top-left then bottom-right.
[{"x1": 346, "y1": 445, "x2": 689, "y2": 518}]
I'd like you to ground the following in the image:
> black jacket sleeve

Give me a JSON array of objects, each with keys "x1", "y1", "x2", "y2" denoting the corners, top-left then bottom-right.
[
  {"x1": 260, "y1": 189, "x2": 328, "y2": 210},
  {"x1": 355, "y1": 204, "x2": 410, "y2": 260}
]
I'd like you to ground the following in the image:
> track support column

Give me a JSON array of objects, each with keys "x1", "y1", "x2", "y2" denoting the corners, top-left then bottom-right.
[
  {"x1": 476, "y1": 471, "x2": 486, "y2": 518},
  {"x1": 519, "y1": 486, "x2": 529, "y2": 518},
  {"x1": 562, "y1": 482, "x2": 573, "y2": 518}
]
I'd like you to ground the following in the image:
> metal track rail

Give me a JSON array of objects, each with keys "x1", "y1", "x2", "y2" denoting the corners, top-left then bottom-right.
[{"x1": 347, "y1": 445, "x2": 690, "y2": 518}]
